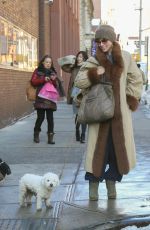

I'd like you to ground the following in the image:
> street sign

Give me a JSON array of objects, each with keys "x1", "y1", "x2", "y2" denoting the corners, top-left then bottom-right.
[
  {"x1": 134, "y1": 40, "x2": 146, "y2": 48},
  {"x1": 134, "y1": 41, "x2": 140, "y2": 48}
]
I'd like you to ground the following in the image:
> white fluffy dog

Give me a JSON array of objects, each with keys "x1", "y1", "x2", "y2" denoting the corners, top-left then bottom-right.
[{"x1": 19, "y1": 172, "x2": 59, "y2": 211}]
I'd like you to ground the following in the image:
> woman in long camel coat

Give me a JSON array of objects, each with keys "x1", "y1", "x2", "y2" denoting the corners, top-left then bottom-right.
[{"x1": 75, "y1": 25, "x2": 143, "y2": 201}]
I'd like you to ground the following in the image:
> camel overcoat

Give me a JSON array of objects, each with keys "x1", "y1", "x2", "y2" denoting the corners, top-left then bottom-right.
[{"x1": 74, "y1": 47, "x2": 143, "y2": 177}]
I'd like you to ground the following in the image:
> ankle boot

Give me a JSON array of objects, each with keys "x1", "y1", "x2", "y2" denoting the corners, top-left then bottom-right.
[
  {"x1": 34, "y1": 132, "x2": 40, "y2": 143},
  {"x1": 76, "y1": 129, "x2": 80, "y2": 141},
  {"x1": 47, "y1": 133, "x2": 55, "y2": 144},
  {"x1": 80, "y1": 133, "x2": 85, "y2": 143},
  {"x1": 106, "y1": 180, "x2": 116, "y2": 199},
  {"x1": 89, "y1": 181, "x2": 99, "y2": 201}
]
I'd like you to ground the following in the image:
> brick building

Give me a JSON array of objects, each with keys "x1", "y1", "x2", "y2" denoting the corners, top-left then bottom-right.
[{"x1": 0, "y1": 0, "x2": 80, "y2": 128}]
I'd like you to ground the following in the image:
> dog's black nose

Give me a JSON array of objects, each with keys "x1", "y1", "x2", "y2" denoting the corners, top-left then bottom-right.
[{"x1": 50, "y1": 184, "x2": 53, "y2": 187}]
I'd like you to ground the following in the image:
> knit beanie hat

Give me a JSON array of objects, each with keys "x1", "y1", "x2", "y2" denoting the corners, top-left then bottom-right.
[{"x1": 95, "y1": 25, "x2": 116, "y2": 42}]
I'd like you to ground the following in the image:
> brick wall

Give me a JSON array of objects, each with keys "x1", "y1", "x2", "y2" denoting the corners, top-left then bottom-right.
[
  {"x1": 50, "y1": 0, "x2": 80, "y2": 94},
  {"x1": 0, "y1": 0, "x2": 39, "y2": 37},
  {"x1": 0, "y1": 0, "x2": 80, "y2": 128},
  {"x1": 0, "y1": 68, "x2": 34, "y2": 128},
  {"x1": 0, "y1": 0, "x2": 39, "y2": 128}
]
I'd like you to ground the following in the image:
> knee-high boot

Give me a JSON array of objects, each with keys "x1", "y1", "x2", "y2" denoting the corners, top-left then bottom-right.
[
  {"x1": 105, "y1": 180, "x2": 116, "y2": 199},
  {"x1": 47, "y1": 133, "x2": 55, "y2": 144},
  {"x1": 33, "y1": 131, "x2": 40, "y2": 143},
  {"x1": 89, "y1": 181, "x2": 99, "y2": 201}
]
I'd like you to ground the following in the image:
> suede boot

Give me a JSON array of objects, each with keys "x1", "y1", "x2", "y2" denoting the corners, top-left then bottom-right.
[
  {"x1": 47, "y1": 133, "x2": 55, "y2": 144},
  {"x1": 89, "y1": 181, "x2": 99, "y2": 201},
  {"x1": 33, "y1": 132, "x2": 40, "y2": 143},
  {"x1": 106, "y1": 180, "x2": 116, "y2": 199}
]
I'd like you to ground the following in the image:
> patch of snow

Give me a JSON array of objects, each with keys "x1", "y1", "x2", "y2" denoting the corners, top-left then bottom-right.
[
  {"x1": 121, "y1": 224, "x2": 150, "y2": 230},
  {"x1": 141, "y1": 89, "x2": 150, "y2": 106}
]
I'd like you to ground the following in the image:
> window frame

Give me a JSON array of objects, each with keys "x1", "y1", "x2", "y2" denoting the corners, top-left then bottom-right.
[{"x1": 0, "y1": 16, "x2": 37, "y2": 71}]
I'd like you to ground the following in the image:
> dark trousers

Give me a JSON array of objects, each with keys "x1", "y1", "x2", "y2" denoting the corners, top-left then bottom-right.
[
  {"x1": 75, "y1": 115, "x2": 87, "y2": 135},
  {"x1": 34, "y1": 109, "x2": 54, "y2": 133},
  {"x1": 76, "y1": 122, "x2": 87, "y2": 135},
  {"x1": 85, "y1": 126, "x2": 122, "y2": 182}
]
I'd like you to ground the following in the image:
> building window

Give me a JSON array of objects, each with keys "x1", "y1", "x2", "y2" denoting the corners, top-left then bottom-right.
[{"x1": 0, "y1": 17, "x2": 37, "y2": 70}]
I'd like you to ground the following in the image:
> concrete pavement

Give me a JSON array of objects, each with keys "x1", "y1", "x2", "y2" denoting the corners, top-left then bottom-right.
[{"x1": 0, "y1": 101, "x2": 150, "y2": 230}]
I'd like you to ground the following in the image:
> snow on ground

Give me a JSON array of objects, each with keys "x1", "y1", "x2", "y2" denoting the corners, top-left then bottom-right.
[{"x1": 121, "y1": 224, "x2": 150, "y2": 230}]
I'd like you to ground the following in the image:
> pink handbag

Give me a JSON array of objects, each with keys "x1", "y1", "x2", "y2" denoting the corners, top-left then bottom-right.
[{"x1": 38, "y1": 82, "x2": 59, "y2": 103}]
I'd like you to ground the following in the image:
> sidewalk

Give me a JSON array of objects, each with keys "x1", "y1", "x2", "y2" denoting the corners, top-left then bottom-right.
[{"x1": 0, "y1": 102, "x2": 150, "y2": 230}]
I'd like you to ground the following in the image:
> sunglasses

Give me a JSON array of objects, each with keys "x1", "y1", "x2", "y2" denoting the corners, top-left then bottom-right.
[{"x1": 96, "y1": 38, "x2": 109, "y2": 44}]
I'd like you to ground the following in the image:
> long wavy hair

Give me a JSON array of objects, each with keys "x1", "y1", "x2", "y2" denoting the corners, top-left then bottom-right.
[{"x1": 74, "y1": 51, "x2": 88, "y2": 67}]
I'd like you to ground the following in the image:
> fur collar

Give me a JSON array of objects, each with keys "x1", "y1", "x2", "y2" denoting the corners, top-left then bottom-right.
[{"x1": 95, "y1": 42, "x2": 124, "y2": 81}]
